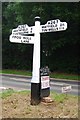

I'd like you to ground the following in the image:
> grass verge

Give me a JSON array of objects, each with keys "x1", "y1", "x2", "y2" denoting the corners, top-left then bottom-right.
[
  {"x1": 50, "y1": 91, "x2": 78, "y2": 103},
  {"x1": 0, "y1": 69, "x2": 31, "y2": 76},
  {"x1": 50, "y1": 72, "x2": 79, "y2": 80},
  {"x1": 0, "y1": 69, "x2": 79, "y2": 80},
  {"x1": 0, "y1": 89, "x2": 30, "y2": 99},
  {"x1": 1, "y1": 89, "x2": 79, "y2": 118},
  {"x1": 0, "y1": 89, "x2": 15, "y2": 99},
  {"x1": 0, "y1": 89, "x2": 78, "y2": 103}
]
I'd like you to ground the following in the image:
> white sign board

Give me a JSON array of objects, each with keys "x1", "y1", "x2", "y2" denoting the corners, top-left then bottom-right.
[
  {"x1": 11, "y1": 19, "x2": 67, "y2": 36},
  {"x1": 10, "y1": 34, "x2": 34, "y2": 44},
  {"x1": 62, "y1": 85, "x2": 72, "y2": 93},
  {"x1": 12, "y1": 24, "x2": 35, "y2": 35},
  {"x1": 41, "y1": 76, "x2": 50, "y2": 89},
  {"x1": 40, "y1": 19, "x2": 67, "y2": 33}
]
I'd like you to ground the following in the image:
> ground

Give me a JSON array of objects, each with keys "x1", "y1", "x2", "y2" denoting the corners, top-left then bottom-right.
[{"x1": 0, "y1": 90, "x2": 79, "y2": 119}]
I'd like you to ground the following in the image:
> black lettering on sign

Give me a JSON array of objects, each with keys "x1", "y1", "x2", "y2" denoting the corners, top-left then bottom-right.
[
  {"x1": 21, "y1": 36, "x2": 32, "y2": 43},
  {"x1": 23, "y1": 37, "x2": 26, "y2": 39},
  {"x1": 13, "y1": 33, "x2": 19, "y2": 35},
  {"x1": 47, "y1": 25, "x2": 52, "y2": 28},
  {"x1": 29, "y1": 37, "x2": 31, "y2": 40},
  {"x1": 50, "y1": 21, "x2": 51, "y2": 24},
  {"x1": 21, "y1": 39, "x2": 29, "y2": 43},
  {"x1": 56, "y1": 19, "x2": 58, "y2": 23},
  {"x1": 23, "y1": 36, "x2": 31, "y2": 41},
  {"x1": 52, "y1": 25, "x2": 55, "y2": 27},
  {"x1": 53, "y1": 21, "x2": 55, "y2": 24},
  {"x1": 55, "y1": 24, "x2": 57, "y2": 27},
  {"x1": 12, "y1": 36, "x2": 21, "y2": 39},
  {"x1": 48, "y1": 22, "x2": 51, "y2": 24},
  {"x1": 48, "y1": 28, "x2": 53, "y2": 31},
  {"x1": 42, "y1": 29, "x2": 47, "y2": 32},
  {"x1": 59, "y1": 27, "x2": 64, "y2": 30},
  {"x1": 60, "y1": 23, "x2": 64, "y2": 26},
  {"x1": 31, "y1": 28, "x2": 33, "y2": 30},
  {"x1": 42, "y1": 26, "x2": 46, "y2": 28},
  {"x1": 13, "y1": 30, "x2": 18, "y2": 32},
  {"x1": 26, "y1": 40, "x2": 29, "y2": 43},
  {"x1": 18, "y1": 26, "x2": 29, "y2": 32}
]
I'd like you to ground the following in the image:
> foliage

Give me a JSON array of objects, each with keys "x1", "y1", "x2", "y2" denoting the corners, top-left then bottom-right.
[{"x1": 2, "y1": 2, "x2": 79, "y2": 73}]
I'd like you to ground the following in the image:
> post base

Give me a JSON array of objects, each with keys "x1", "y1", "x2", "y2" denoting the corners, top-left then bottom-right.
[
  {"x1": 31, "y1": 83, "x2": 41, "y2": 105},
  {"x1": 41, "y1": 87, "x2": 50, "y2": 98},
  {"x1": 41, "y1": 97, "x2": 53, "y2": 103}
]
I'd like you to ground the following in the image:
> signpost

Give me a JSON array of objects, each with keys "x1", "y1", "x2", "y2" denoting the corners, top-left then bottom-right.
[{"x1": 9, "y1": 16, "x2": 67, "y2": 105}]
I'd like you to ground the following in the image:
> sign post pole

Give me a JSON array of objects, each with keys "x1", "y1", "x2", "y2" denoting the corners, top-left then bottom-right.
[
  {"x1": 31, "y1": 16, "x2": 41, "y2": 105},
  {"x1": 9, "y1": 16, "x2": 67, "y2": 105}
]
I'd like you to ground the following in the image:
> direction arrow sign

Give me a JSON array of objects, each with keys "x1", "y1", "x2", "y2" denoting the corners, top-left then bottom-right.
[{"x1": 10, "y1": 34, "x2": 35, "y2": 44}]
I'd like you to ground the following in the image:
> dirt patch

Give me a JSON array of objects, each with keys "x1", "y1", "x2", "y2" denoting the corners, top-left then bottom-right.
[{"x1": 1, "y1": 92, "x2": 79, "y2": 118}]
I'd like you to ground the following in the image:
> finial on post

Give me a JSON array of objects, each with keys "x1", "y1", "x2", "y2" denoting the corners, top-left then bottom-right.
[{"x1": 35, "y1": 16, "x2": 40, "y2": 21}]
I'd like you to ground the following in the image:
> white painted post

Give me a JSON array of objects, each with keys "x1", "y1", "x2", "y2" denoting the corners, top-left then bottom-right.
[
  {"x1": 31, "y1": 16, "x2": 41, "y2": 105},
  {"x1": 31, "y1": 16, "x2": 40, "y2": 83}
]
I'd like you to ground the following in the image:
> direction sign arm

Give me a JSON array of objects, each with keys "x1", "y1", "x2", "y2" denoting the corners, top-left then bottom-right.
[
  {"x1": 40, "y1": 20, "x2": 67, "y2": 33},
  {"x1": 9, "y1": 34, "x2": 34, "y2": 44}
]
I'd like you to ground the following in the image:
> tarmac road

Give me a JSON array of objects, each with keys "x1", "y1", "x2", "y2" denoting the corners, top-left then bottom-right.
[{"x1": 0, "y1": 74, "x2": 79, "y2": 96}]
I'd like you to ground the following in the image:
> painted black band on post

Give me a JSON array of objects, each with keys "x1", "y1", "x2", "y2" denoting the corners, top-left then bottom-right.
[{"x1": 31, "y1": 83, "x2": 41, "y2": 105}]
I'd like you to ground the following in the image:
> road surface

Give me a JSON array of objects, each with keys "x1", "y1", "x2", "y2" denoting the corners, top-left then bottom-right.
[{"x1": 0, "y1": 74, "x2": 79, "y2": 96}]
